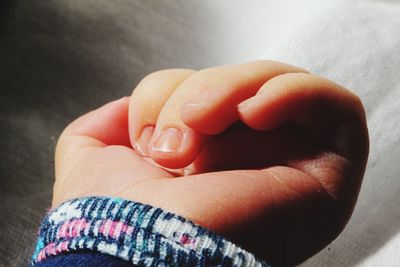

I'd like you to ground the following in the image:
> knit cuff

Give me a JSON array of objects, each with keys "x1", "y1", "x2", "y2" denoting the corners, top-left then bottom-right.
[{"x1": 31, "y1": 197, "x2": 269, "y2": 266}]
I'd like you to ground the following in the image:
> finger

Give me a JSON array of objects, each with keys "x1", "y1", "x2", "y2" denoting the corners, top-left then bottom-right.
[
  {"x1": 238, "y1": 73, "x2": 369, "y2": 165},
  {"x1": 55, "y1": 97, "x2": 131, "y2": 179},
  {"x1": 149, "y1": 61, "x2": 307, "y2": 168},
  {"x1": 129, "y1": 69, "x2": 195, "y2": 156},
  {"x1": 61, "y1": 97, "x2": 131, "y2": 146},
  {"x1": 179, "y1": 60, "x2": 308, "y2": 135},
  {"x1": 238, "y1": 73, "x2": 364, "y2": 129}
]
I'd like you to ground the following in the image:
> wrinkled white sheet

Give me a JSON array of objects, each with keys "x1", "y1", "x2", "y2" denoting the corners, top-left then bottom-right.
[
  {"x1": 252, "y1": 0, "x2": 400, "y2": 265},
  {"x1": 191, "y1": 0, "x2": 400, "y2": 264}
]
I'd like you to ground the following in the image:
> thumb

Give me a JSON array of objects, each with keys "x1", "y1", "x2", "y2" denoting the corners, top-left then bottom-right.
[{"x1": 55, "y1": 97, "x2": 131, "y2": 187}]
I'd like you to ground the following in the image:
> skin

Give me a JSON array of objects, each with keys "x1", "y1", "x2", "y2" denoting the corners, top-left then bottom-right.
[{"x1": 53, "y1": 60, "x2": 369, "y2": 266}]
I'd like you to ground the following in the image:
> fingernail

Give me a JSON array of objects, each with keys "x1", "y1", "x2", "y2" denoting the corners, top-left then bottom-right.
[
  {"x1": 134, "y1": 126, "x2": 154, "y2": 156},
  {"x1": 237, "y1": 101, "x2": 249, "y2": 111},
  {"x1": 152, "y1": 127, "x2": 183, "y2": 153},
  {"x1": 237, "y1": 97, "x2": 256, "y2": 111}
]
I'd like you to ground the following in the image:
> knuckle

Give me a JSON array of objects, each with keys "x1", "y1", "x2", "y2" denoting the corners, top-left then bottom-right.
[
  {"x1": 182, "y1": 67, "x2": 236, "y2": 92},
  {"x1": 134, "y1": 69, "x2": 195, "y2": 95},
  {"x1": 138, "y1": 69, "x2": 174, "y2": 88},
  {"x1": 141, "y1": 69, "x2": 194, "y2": 85}
]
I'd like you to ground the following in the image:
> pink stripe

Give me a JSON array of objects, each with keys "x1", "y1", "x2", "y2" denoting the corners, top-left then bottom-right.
[
  {"x1": 125, "y1": 225, "x2": 134, "y2": 235},
  {"x1": 112, "y1": 222, "x2": 123, "y2": 238},
  {"x1": 101, "y1": 219, "x2": 113, "y2": 236},
  {"x1": 36, "y1": 220, "x2": 134, "y2": 263},
  {"x1": 57, "y1": 222, "x2": 66, "y2": 238},
  {"x1": 98, "y1": 220, "x2": 134, "y2": 238},
  {"x1": 36, "y1": 241, "x2": 71, "y2": 262},
  {"x1": 72, "y1": 219, "x2": 86, "y2": 237},
  {"x1": 65, "y1": 221, "x2": 73, "y2": 237},
  {"x1": 99, "y1": 221, "x2": 106, "y2": 235},
  {"x1": 109, "y1": 221, "x2": 117, "y2": 238},
  {"x1": 75, "y1": 219, "x2": 84, "y2": 234},
  {"x1": 118, "y1": 222, "x2": 132, "y2": 236},
  {"x1": 38, "y1": 250, "x2": 45, "y2": 261},
  {"x1": 71, "y1": 220, "x2": 78, "y2": 237},
  {"x1": 57, "y1": 219, "x2": 87, "y2": 238},
  {"x1": 67, "y1": 221, "x2": 75, "y2": 236},
  {"x1": 55, "y1": 243, "x2": 63, "y2": 254},
  {"x1": 108, "y1": 221, "x2": 115, "y2": 237},
  {"x1": 180, "y1": 234, "x2": 196, "y2": 247}
]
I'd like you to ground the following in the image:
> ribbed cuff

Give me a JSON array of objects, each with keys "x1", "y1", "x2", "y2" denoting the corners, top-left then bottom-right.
[{"x1": 31, "y1": 197, "x2": 269, "y2": 266}]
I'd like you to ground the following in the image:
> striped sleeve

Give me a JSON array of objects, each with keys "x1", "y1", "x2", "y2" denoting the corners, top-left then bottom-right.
[{"x1": 31, "y1": 197, "x2": 270, "y2": 267}]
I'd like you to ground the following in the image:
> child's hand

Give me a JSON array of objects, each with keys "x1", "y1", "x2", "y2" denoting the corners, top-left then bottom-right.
[{"x1": 53, "y1": 61, "x2": 369, "y2": 266}]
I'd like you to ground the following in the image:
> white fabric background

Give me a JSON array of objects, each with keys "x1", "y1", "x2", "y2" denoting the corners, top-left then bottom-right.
[
  {"x1": 245, "y1": 0, "x2": 400, "y2": 265},
  {"x1": 207, "y1": 0, "x2": 400, "y2": 265},
  {"x1": 262, "y1": 1, "x2": 400, "y2": 266}
]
